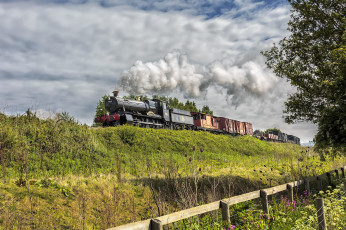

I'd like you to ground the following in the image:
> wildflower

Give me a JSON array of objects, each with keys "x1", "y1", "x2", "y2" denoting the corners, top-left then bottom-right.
[
  {"x1": 200, "y1": 148, "x2": 204, "y2": 152},
  {"x1": 189, "y1": 157, "x2": 192, "y2": 162},
  {"x1": 192, "y1": 146, "x2": 196, "y2": 151},
  {"x1": 184, "y1": 153, "x2": 187, "y2": 157}
]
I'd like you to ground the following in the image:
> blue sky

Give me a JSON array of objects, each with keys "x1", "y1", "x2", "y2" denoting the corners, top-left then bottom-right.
[{"x1": 0, "y1": 0, "x2": 318, "y2": 142}]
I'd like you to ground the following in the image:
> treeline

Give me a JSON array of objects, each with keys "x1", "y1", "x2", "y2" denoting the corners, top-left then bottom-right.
[{"x1": 152, "y1": 95, "x2": 213, "y2": 116}]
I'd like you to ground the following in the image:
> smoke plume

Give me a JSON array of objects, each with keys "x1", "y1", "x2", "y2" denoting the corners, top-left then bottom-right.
[{"x1": 119, "y1": 51, "x2": 278, "y2": 105}]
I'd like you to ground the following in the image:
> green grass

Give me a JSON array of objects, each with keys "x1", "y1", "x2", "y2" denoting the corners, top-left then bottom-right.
[{"x1": 0, "y1": 112, "x2": 345, "y2": 229}]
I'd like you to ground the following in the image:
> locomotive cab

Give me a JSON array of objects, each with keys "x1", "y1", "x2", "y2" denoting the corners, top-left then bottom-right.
[{"x1": 153, "y1": 99, "x2": 170, "y2": 121}]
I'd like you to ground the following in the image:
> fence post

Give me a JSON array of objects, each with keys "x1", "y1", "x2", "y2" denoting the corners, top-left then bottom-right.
[
  {"x1": 220, "y1": 201, "x2": 231, "y2": 228},
  {"x1": 316, "y1": 198, "x2": 327, "y2": 230},
  {"x1": 151, "y1": 219, "x2": 162, "y2": 230},
  {"x1": 287, "y1": 184, "x2": 293, "y2": 202},
  {"x1": 317, "y1": 176, "x2": 323, "y2": 191},
  {"x1": 304, "y1": 178, "x2": 310, "y2": 194},
  {"x1": 326, "y1": 172, "x2": 332, "y2": 187},
  {"x1": 341, "y1": 167, "x2": 345, "y2": 178},
  {"x1": 260, "y1": 190, "x2": 269, "y2": 215},
  {"x1": 335, "y1": 169, "x2": 339, "y2": 179}
]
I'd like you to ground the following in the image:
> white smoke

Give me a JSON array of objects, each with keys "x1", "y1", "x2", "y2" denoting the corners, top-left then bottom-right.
[{"x1": 119, "y1": 51, "x2": 278, "y2": 105}]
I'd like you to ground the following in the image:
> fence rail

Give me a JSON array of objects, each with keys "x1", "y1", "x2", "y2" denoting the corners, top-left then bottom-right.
[{"x1": 108, "y1": 166, "x2": 346, "y2": 230}]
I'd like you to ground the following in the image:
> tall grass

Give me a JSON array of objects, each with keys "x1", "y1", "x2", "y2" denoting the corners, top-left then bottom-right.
[{"x1": 0, "y1": 112, "x2": 344, "y2": 229}]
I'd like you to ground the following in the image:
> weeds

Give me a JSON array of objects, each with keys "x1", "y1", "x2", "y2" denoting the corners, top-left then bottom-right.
[{"x1": 0, "y1": 112, "x2": 344, "y2": 229}]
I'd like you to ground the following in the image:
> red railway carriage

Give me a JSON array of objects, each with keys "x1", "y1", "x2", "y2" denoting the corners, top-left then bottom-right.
[
  {"x1": 191, "y1": 112, "x2": 219, "y2": 130},
  {"x1": 239, "y1": 121, "x2": 246, "y2": 135},
  {"x1": 217, "y1": 117, "x2": 253, "y2": 135},
  {"x1": 244, "y1": 122, "x2": 253, "y2": 135},
  {"x1": 217, "y1": 117, "x2": 234, "y2": 134}
]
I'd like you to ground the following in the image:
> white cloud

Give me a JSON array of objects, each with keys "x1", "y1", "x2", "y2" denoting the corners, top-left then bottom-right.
[{"x1": 0, "y1": 0, "x2": 317, "y2": 142}]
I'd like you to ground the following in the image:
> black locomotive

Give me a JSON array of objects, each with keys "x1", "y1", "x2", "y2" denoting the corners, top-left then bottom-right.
[{"x1": 95, "y1": 91, "x2": 194, "y2": 129}]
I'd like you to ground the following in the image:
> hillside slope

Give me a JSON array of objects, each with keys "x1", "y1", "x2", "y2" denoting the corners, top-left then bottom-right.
[{"x1": 0, "y1": 113, "x2": 344, "y2": 229}]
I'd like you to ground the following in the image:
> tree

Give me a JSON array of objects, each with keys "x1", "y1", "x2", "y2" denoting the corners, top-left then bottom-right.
[
  {"x1": 264, "y1": 128, "x2": 281, "y2": 134},
  {"x1": 123, "y1": 94, "x2": 149, "y2": 100},
  {"x1": 55, "y1": 112, "x2": 78, "y2": 124},
  {"x1": 262, "y1": 0, "x2": 346, "y2": 149},
  {"x1": 95, "y1": 94, "x2": 109, "y2": 118},
  {"x1": 200, "y1": 105, "x2": 213, "y2": 116}
]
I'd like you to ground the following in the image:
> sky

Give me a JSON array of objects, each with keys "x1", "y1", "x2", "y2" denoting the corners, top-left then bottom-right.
[{"x1": 0, "y1": 0, "x2": 317, "y2": 143}]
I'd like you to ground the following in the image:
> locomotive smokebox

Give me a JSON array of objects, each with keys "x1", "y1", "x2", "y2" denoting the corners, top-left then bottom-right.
[{"x1": 105, "y1": 96, "x2": 118, "y2": 114}]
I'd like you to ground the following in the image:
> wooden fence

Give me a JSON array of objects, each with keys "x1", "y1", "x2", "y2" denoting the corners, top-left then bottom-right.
[{"x1": 107, "y1": 166, "x2": 346, "y2": 230}]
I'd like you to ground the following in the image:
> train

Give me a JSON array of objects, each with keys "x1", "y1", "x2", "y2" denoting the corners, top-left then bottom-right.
[
  {"x1": 94, "y1": 91, "x2": 300, "y2": 145},
  {"x1": 253, "y1": 130, "x2": 300, "y2": 145}
]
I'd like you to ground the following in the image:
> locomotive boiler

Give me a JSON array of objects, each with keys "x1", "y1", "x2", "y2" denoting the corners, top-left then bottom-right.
[{"x1": 105, "y1": 94, "x2": 158, "y2": 115}]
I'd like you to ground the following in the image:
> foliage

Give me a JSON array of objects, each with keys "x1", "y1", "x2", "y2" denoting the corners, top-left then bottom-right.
[
  {"x1": 262, "y1": 0, "x2": 346, "y2": 149},
  {"x1": 315, "y1": 31, "x2": 346, "y2": 150},
  {"x1": 200, "y1": 105, "x2": 213, "y2": 116},
  {"x1": 264, "y1": 128, "x2": 281, "y2": 134},
  {"x1": 0, "y1": 112, "x2": 345, "y2": 229},
  {"x1": 123, "y1": 94, "x2": 149, "y2": 100},
  {"x1": 55, "y1": 111, "x2": 78, "y2": 125},
  {"x1": 293, "y1": 184, "x2": 346, "y2": 230},
  {"x1": 1, "y1": 112, "x2": 342, "y2": 180},
  {"x1": 95, "y1": 94, "x2": 110, "y2": 118}
]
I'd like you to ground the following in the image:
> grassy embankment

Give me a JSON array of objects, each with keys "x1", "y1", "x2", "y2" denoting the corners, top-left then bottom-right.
[{"x1": 0, "y1": 112, "x2": 344, "y2": 229}]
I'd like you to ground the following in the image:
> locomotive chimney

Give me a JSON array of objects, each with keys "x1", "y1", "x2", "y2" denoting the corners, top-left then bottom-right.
[{"x1": 112, "y1": 90, "x2": 119, "y2": 97}]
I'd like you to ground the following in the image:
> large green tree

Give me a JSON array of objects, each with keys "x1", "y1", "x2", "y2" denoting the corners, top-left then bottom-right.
[{"x1": 262, "y1": 0, "x2": 346, "y2": 149}]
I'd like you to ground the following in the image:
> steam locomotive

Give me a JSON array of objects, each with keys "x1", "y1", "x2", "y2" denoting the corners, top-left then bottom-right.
[
  {"x1": 95, "y1": 91, "x2": 194, "y2": 130},
  {"x1": 94, "y1": 91, "x2": 300, "y2": 144}
]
